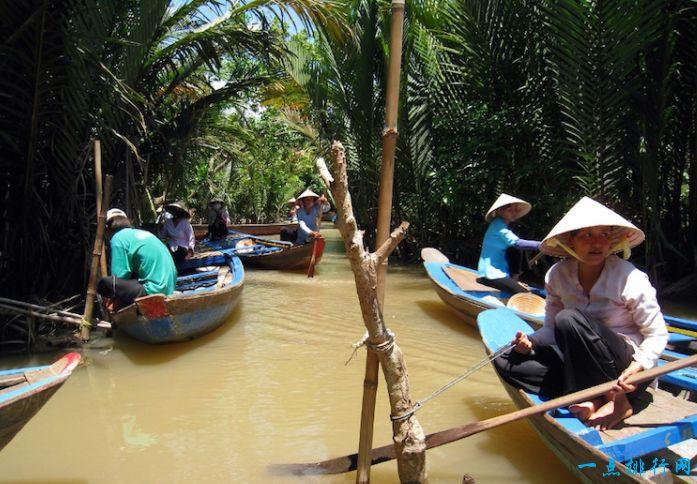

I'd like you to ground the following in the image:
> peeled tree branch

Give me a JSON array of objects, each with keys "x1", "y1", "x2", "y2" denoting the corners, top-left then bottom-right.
[{"x1": 317, "y1": 141, "x2": 427, "y2": 482}]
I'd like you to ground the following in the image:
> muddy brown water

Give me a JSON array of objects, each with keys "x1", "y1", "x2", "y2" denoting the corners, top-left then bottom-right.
[{"x1": 1, "y1": 228, "x2": 580, "y2": 482}]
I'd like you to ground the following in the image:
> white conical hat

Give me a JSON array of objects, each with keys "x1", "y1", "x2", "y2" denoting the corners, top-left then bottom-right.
[
  {"x1": 540, "y1": 197, "x2": 645, "y2": 259},
  {"x1": 298, "y1": 189, "x2": 319, "y2": 200},
  {"x1": 485, "y1": 193, "x2": 532, "y2": 222}
]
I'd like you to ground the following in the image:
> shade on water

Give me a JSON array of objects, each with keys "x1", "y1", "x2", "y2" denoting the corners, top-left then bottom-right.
[{"x1": 0, "y1": 228, "x2": 572, "y2": 482}]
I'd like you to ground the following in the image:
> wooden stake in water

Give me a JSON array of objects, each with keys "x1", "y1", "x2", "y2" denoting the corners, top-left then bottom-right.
[
  {"x1": 81, "y1": 175, "x2": 112, "y2": 341},
  {"x1": 94, "y1": 139, "x2": 107, "y2": 277},
  {"x1": 357, "y1": 0, "x2": 412, "y2": 482}
]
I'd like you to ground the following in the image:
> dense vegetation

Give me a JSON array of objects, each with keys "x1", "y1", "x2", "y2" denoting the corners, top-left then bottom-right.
[{"x1": 1, "y1": 0, "x2": 695, "y2": 301}]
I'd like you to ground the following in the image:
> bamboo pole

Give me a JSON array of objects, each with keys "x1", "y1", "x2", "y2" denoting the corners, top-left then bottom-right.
[
  {"x1": 94, "y1": 140, "x2": 107, "y2": 277},
  {"x1": 81, "y1": 175, "x2": 112, "y2": 340},
  {"x1": 357, "y1": 1, "x2": 408, "y2": 482}
]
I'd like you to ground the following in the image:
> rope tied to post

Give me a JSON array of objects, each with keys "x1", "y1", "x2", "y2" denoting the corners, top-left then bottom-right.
[
  {"x1": 390, "y1": 342, "x2": 516, "y2": 422},
  {"x1": 345, "y1": 329, "x2": 396, "y2": 366}
]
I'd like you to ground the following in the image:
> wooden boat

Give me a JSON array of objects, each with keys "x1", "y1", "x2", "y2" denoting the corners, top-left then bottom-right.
[
  {"x1": 109, "y1": 255, "x2": 244, "y2": 344},
  {"x1": 1, "y1": 352, "x2": 81, "y2": 451},
  {"x1": 423, "y1": 256, "x2": 545, "y2": 328},
  {"x1": 192, "y1": 222, "x2": 298, "y2": 239},
  {"x1": 477, "y1": 308, "x2": 697, "y2": 483},
  {"x1": 423, "y1": 248, "x2": 697, "y2": 340},
  {"x1": 200, "y1": 232, "x2": 325, "y2": 271}
]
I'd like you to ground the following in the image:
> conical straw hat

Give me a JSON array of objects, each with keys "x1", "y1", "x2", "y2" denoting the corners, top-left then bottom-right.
[
  {"x1": 540, "y1": 197, "x2": 644, "y2": 259},
  {"x1": 165, "y1": 201, "x2": 191, "y2": 218},
  {"x1": 298, "y1": 189, "x2": 319, "y2": 200},
  {"x1": 485, "y1": 193, "x2": 532, "y2": 222}
]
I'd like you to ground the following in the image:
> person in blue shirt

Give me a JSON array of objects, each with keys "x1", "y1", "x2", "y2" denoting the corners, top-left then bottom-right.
[
  {"x1": 280, "y1": 189, "x2": 326, "y2": 245},
  {"x1": 477, "y1": 193, "x2": 541, "y2": 293}
]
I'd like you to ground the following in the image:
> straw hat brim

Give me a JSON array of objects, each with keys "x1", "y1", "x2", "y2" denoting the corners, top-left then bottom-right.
[
  {"x1": 485, "y1": 193, "x2": 532, "y2": 222},
  {"x1": 165, "y1": 203, "x2": 190, "y2": 218},
  {"x1": 540, "y1": 197, "x2": 645, "y2": 258},
  {"x1": 298, "y1": 189, "x2": 319, "y2": 200}
]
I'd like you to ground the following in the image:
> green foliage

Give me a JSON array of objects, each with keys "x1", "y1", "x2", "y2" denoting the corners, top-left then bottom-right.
[
  {"x1": 274, "y1": 0, "x2": 696, "y2": 284},
  {"x1": 0, "y1": 0, "x2": 342, "y2": 297}
]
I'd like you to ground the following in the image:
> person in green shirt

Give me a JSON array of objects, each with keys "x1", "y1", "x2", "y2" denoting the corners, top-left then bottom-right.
[{"x1": 97, "y1": 208, "x2": 177, "y2": 310}]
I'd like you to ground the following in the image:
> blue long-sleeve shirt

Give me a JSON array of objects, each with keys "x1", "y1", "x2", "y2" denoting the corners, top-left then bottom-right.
[{"x1": 477, "y1": 217, "x2": 539, "y2": 279}]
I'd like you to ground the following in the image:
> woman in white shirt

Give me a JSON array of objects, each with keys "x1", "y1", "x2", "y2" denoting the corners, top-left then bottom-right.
[
  {"x1": 494, "y1": 197, "x2": 668, "y2": 430},
  {"x1": 160, "y1": 202, "x2": 195, "y2": 264}
]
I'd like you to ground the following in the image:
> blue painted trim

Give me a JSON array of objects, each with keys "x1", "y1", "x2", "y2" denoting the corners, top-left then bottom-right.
[
  {"x1": 665, "y1": 315, "x2": 697, "y2": 333},
  {"x1": 0, "y1": 375, "x2": 62, "y2": 404},
  {"x1": 668, "y1": 333, "x2": 695, "y2": 345},
  {"x1": 0, "y1": 364, "x2": 49, "y2": 376},
  {"x1": 597, "y1": 414, "x2": 697, "y2": 462},
  {"x1": 424, "y1": 262, "x2": 546, "y2": 322},
  {"x1": 527, "y1": 393, "x2": 603, "y2": 446},
  {"x1": 657, "y1": 360, "x2": 697, "y2": 391}
]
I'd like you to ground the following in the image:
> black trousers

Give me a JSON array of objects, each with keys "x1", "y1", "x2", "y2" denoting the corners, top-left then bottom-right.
[
  {"x1": 505, "y1": 246, "x2": 526, "y2": 277},
  {"x1": 494, "y1": 309, "x2": 649, "y2": 403},
  {"x1": 476, "y1": 246, "x2": 531, "y2": 294},
  {"x1": 97, "y1": 276, "x2": 146, "y2": 306},
  {"x1": 171, "y1": 246, "x2": 188, "y2": 265},
  {"x1": 476, "y1": 276, "x2": 529, "y2": 294},
  {"x1": 280, "y1": 228, "x2": 298, "y2": 243}
]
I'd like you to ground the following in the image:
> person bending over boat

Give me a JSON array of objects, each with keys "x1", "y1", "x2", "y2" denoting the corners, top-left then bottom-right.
[
  {"x1": 494, "y1": 197, "x2": 668, "y2": 430},
  {"x1": 280, "y1": 189, "x2": 326, "y2": 245},
  {"x1": 98, "y1": 209, "x2": 177, "y2": 310},
  {"x1": 477, "y1": 193, "x2": 541, "y2": 293},
  {"x1": 160, "y1": 202, "x2": 195, "y2": 264},
  {"x1": 206, "y1": 198, "x2": 231, "y2": 240}
]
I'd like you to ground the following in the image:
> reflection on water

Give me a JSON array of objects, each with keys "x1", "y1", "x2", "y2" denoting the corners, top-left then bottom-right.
[{"x1": 0, "y1": 228, "x2": 572, "y2": 483}]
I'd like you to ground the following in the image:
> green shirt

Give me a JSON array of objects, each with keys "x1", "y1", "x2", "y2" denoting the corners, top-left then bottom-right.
[{"x1": 110, "y1": 228, "x2": 177, "y2": 296}]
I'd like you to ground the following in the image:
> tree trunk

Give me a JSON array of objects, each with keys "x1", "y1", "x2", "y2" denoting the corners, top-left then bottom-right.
[{"x1": 320, "y1": 141, "x2": 427, "y2": 483}]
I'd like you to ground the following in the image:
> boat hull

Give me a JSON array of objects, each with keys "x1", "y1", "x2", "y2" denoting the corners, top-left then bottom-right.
[
  {"x1": 424, "y1": 261, "x2": 543, "y2": 328},
  {"x1": 0, "y1": 353, "x2": 81, "y2": 452},
  {"x1": 239, "y1": 238, "x2": 324, "y2": 270},
  {"x1": 478, "y1": 310, "x2": 662, "y2": 483},
  {"x1": 111, "y1": 258, "x2": 244, "y2": 344},
  {"x1": 193, "y1": 222, "x2": 298, "y2": 239}
]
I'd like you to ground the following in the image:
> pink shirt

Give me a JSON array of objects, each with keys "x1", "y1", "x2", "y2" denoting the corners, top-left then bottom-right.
[
  {"x1": 160, "y1": 218, "x2": 195, "y2": 252},
  {"x1": 531, "y1": 255, "x2": 668, "y2": 369}
]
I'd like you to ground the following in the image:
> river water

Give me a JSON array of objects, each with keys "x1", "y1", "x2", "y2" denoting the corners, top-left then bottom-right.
[{"x1": 0, "y1": 228, "x2": 574, "y2": 483}]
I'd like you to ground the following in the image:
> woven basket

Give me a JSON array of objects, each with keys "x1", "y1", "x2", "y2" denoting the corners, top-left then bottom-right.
[{"x1": 506, "y1": 292, "x2": 545, "y2": 315}]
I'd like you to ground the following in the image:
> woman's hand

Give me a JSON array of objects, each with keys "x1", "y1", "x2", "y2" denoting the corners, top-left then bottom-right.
[
  {"x1": 512, "y1": 331, "x2": 533, "y2": 355},
  {"x1": 612, "y1": 361, "x2": 643, "y2": 394}
]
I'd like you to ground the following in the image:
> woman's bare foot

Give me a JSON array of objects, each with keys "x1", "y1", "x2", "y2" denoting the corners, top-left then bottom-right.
[
  {"x1": 569, "y1": 398, "x2": 603, "y2": 422},
  {"x1": 586, "y1": 394, "x2": 633, "y2": 430}
]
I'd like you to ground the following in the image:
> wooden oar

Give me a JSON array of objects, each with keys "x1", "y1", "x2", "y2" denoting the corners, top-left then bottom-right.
[
  {"x1": 307, "y1": 236, "x2": 325, "y2": 278},
  {"x1": 528, "y1": 251, "x2": 544, "y2": 267},
  {"x1": 269, "y1": 352, "x2": 697, "y2": 476},
  {"x1": 420, "y1": 247, "x2": 449, "y2": 263}
]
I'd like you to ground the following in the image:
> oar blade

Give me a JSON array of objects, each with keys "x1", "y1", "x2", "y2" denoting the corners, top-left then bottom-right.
[
  {"x1": 268, "y1": 454, "x2": 357, "y2": 476},
  {"x1": 421, "y1": 247, "x2": 449, "y2": 263}
]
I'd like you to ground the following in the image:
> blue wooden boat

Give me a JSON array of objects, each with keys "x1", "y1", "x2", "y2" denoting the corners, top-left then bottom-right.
[
  {"x1": 423, "y1": 254, "x2": 546, "y2": 328},
  {"x1": 110, "y1": 254, "x2": 244, "y2": 344},
  {"x1": 478, "y1": 308, "x2": 697, "y2": 483},
  {"x1": 1, "y1": 352, "x2": 81, "y2": 451},
  {"x1": 423, "y1": 248, "x2": 697, "y2": 341}
]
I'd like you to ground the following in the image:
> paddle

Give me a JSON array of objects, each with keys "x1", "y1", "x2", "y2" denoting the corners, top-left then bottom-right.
[
  {"x1": 269, "y1": 352, "x2": 697, "y2": 476},
  {"x1": 420, "y1": 247, "x2": 449, "y2": 264},
  {"x1": 307, "y1": 236, "x2": 325, "y2": 278}
]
